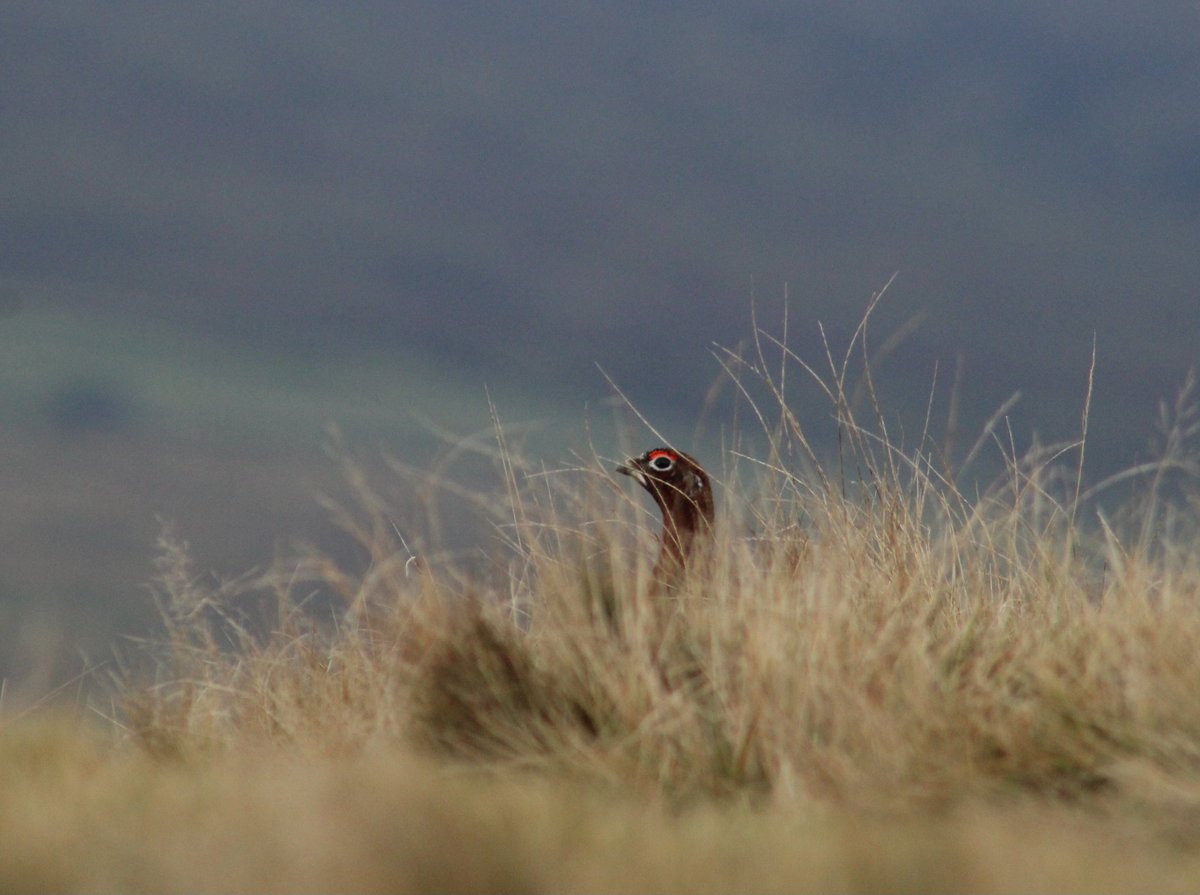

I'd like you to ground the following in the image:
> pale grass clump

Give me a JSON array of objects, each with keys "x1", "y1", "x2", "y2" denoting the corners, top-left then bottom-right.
[{"x1": 119, "y1": 314, "x2": 1200, "y2": 827}]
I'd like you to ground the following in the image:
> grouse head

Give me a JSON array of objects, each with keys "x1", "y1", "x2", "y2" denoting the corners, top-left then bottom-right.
[{"x1": 617, "y1": 447, "x2": 714, "y2": 578}]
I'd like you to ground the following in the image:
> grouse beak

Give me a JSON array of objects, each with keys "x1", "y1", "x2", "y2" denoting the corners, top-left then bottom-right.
[{"x1": 616, "y1": 460, "x2": 646, "y2": 486}]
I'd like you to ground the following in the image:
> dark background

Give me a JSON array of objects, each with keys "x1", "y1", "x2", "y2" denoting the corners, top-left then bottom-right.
[{"x1": 2, "y1": 4, "x2": 1198, "y2": 694}]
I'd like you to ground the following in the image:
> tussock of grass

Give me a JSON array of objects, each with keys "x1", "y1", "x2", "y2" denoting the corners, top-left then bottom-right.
[
  {"x1": 123, "y1": 340, "x2": 1200, "y2": 806},
  {"x1": 12, "y1": 308, "x2": 1200, "y2": 890}
]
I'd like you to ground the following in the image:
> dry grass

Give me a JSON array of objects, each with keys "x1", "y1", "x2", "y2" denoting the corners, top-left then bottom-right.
[
  {"x1": 8, "y1": 719, "x2": 1200, "y2": 893},
  {"x1": 8, "y1": 308, "x2": 1200, "y2": 891}
]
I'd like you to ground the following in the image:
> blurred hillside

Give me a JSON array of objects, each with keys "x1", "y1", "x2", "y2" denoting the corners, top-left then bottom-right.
[
  {"x1": 0, "y1": 293, "x2": 611, "y2": 693},
  {"x1": 2, "y1": 5, "x2": 1197, "y2": 484}
]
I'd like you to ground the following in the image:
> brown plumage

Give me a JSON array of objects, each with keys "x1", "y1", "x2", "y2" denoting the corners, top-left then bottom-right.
[{"x1": 617, "y1": 447, "x2": 714, "y2": 581}]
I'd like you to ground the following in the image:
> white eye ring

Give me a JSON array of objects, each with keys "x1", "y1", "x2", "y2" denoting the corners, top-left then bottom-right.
[{"x1": 648, "y1": 453, "x2": 675, "y2": 472}]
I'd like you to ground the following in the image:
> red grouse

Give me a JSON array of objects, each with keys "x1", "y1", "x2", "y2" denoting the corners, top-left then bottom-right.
[{"x1": 617, "y1": 448, "x2": 714, "y2": 580}]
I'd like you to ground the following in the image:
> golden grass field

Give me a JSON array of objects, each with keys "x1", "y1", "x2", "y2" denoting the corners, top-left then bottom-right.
[{"x1": 7, "y1": 318, "x2": 1200, "y2": 892}]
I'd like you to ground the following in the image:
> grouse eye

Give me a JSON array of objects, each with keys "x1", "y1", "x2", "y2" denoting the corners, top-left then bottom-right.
[{"x1": 647, "y1": 451, "x2": 676, "y2": 472}]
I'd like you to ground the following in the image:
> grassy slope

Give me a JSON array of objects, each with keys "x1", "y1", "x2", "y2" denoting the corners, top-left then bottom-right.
[
  {"x1": 6, "y1": 722, "x2": 1200, "y2": 893},
  {"x1": 0, "y1": 299, "x2": 588, "y2": 688},
  {"x1": 7, "y1": 316, "x2": 1200, "y2": 891}
]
